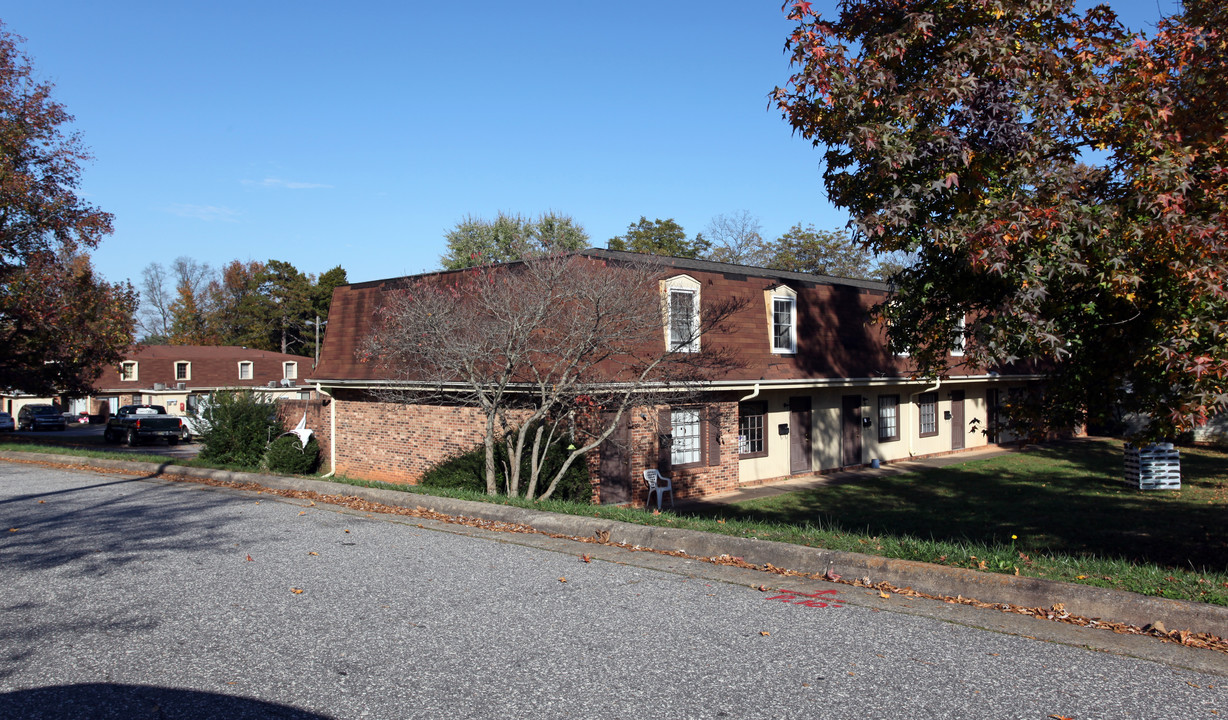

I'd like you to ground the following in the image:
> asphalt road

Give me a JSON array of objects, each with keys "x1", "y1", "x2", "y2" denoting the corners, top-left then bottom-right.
[{"x1": 1, "y1": 462, "x2": 1225, "y2": 719}]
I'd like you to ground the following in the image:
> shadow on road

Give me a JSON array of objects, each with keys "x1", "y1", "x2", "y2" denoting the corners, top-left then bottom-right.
[{"x1": 0, "y1": 683, "x2": 334, "y2": 719}]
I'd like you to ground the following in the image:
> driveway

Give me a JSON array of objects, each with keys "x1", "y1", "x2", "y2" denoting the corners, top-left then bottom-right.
[
  {"x1": 1, "y1": 462, "x2": 1224, "y2": 719},
  {"x1": 3, "y1": 423, "x2": 201, "y2": 460}
]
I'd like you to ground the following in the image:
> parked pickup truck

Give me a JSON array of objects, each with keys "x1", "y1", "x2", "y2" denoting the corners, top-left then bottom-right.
[{"x1": 104, "y1": 405, "x2": 184, "y2": 446}]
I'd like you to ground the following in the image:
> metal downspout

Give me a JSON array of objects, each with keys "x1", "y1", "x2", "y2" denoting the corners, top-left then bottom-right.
[{"x1": 315, "y1": 383, "x2": 336, "y2": 477}]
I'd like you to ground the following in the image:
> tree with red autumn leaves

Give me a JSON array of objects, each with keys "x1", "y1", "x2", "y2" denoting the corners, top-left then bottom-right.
[
  {"x1": 774, "y1": 0, "x2": 1227, "y2": 439},
  {"x1": 0, "y1": 24, "x2": 135, "y2": 396}
]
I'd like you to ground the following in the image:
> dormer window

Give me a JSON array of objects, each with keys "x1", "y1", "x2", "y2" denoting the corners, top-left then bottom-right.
[
  {"x1": 175, "y1": 362, "x2": 191, "y2": 381},
  {"x1": 663, "y1": 275, "x2": 701, "y2": 353},
  {"x1": 238, "y1": 361, "x2": 253, "y2": 380},
  {"x1": 120, "y1": 361, "x2": 138, "y2": 381},
  {"x1": 767, "y1": 285, "x2": 798, "y2": 354},
  {"x1": 283, "y1": 362, "x2": 298, "y2": 380},
  {"x1": 950, "y1": 317, "x2": 966, "y2": 357}
]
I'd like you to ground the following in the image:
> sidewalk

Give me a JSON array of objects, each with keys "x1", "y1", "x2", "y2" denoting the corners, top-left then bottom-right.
[{"x1": 676, "y1": 443, "x2": 1022, "y2": 511}]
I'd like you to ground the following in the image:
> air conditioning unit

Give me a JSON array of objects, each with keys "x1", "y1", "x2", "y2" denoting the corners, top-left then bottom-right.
[
  {"x1": 153, "y1": 383, "x2": 166, "y2": 391},
  {"x1": 176, "y1": 382, "x2": 187, "y2": 390},
  {"x1": 268, "y1": 381, "x2": 278, "y2": 388}
]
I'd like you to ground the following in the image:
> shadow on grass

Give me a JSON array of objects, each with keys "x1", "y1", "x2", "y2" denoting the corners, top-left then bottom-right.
[{"x1": 701, "y1": 440, "x2": 1228, "y2": 572}]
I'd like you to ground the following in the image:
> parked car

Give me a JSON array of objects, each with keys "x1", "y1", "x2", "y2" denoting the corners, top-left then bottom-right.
[
  {"x1": 0, "y1": 411, "x2": 13, "y2": 431},
  {"x1": 18, "y1": 405, "x2": 68, "y2": 431}
]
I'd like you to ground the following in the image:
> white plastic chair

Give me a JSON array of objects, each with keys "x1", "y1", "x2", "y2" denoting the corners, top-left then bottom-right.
[{"x1": 643, "y1": 469, "x2": 674, "y2": 510}]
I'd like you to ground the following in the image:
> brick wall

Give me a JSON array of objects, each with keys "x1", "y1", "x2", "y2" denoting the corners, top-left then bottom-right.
[
  {"x1": 276, "y1": 398, "x2": 331, "y2": 466},
  {"x1": 328, "y1": 390, "x2": 531, "y2": 485},
  {"x1": 586, "y1": 400, "x2": 741, "y2": 507}
]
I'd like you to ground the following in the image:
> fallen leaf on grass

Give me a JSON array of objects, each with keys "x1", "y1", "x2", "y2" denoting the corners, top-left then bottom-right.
[
  {"x1": 290, "y1": 588, "x2": 304, "y2": 594},
  {"x1": 245, "y1": 555, "x2": 253, "y2": 562},
  {"x1": 308, "y1": 551, "x2": 319, "y2": 556},
  {"x1": 558, "y1": 577, "x2": 567, "y2": 583},
  {"x1": 760, "y1": 631, "x2": 770, "y2": 636}
]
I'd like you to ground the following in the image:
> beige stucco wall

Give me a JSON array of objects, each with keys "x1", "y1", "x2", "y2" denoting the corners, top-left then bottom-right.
[{"x1": 737, "y1": 380, "x2": 1021, "y2": 484}]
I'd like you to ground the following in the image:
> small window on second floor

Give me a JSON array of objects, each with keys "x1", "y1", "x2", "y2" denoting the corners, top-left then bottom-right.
[
  {"x1": 772, "y1": 296, "x2": 796, "y2": 353},
  {"x1": 951, "y1": 317, "x2": 966, "y2": 357},
  {"x1": 283, "y1": 362, "x2": 298, "y2": 380},
  {"x1": 238, "y1": 361, "x2": 253, "y2": 380},
  {"x1": 175, "y1": 362, "x2": 191, "y2": 381},
  {"x1": 668, "y1": 288, "x2": 698, "y2": 352},
  {"x1": 120, "y1": 361, "x2": 138, "y2": 382}
]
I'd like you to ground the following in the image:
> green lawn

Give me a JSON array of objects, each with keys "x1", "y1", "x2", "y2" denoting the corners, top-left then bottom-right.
[{"x1": 704, "y1": 438, "x2": 1228, "y2": 604}]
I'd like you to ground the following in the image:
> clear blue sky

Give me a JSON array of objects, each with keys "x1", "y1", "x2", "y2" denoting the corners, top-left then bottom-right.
[{"x1": 4, "y1": 0, "x2": 1179, "y2": 288}]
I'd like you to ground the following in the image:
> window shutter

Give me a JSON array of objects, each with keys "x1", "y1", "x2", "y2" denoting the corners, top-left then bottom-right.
[
  {"x1": 657, "y1": 408, "x2": 672, "y2": 473},
  {"x1": 706, "y1": 406, "x2": 721, "y2": 467}
]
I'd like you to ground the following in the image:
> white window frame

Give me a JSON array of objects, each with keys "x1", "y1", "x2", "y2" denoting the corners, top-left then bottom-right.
[
  {"x1": 670, "y1": 407, "x2": 703, "y2": 466},
  {"x1": 951, "y1": 317, "x2": 966, "y2": 357},
  {"x1": 662, "y1": 275, "x2": 701, "y2": 353},
  {"x1": 238, "y1": 361, "x2": 253, "y2": 380},
  {"x1": 283, "y1": 361, "x2": 298, "y2": 380},
  {"x1": 771, "y1": 292, "x2": 797, "y2": 354},
  {"x1": 120, "y1": 361, "x2": 138, "y2": 382},
  {"x1": 175, "y1": 361, "x2": 192, "y2": 381}
]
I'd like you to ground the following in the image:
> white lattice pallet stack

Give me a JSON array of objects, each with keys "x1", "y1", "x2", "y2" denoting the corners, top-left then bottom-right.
[{"x1": 1124, "y1": 443, "x2": 1181, "y2": 490}]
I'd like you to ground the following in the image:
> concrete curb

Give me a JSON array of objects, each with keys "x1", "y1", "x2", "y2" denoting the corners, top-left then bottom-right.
[{"x1": 5, "y1": 449, "x2": 1226, "y2": 639}]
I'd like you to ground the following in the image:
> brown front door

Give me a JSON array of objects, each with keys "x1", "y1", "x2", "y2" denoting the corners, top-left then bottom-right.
[
  {"x1": 951, "y1": 390, "x2": 966, "y2": 450},
  {"x1": 789, "y1": 397, "x2": 812, "y2": 474},
  {"x1": 841, "y1": 394, "x2": 862, "y2": 467},
  {"x1": 598, "y1": 412, "x2": 631, "y2": 504}
]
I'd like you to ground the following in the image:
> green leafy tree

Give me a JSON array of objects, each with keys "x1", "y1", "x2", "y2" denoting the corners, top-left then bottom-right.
[
  {"x1": 204, "y1": 259, "x2": 265, "y2": 347},
  {"x1": 767, "y1": 224, "x2": 876, "y2": 279},
  {"x1": 194, "y1": 389, "x2": 280, "y2": 469},
  {"x1": 607, "y1": 217, "x2": 710, "y2": 258},
  {"x1": 774, "y1": 0, "x2": 1227, "y2": 439},
  {"x1": 440, "y1": 211, "x2": 589, "y2": 270},
  {"x1": 0, "y1": 24, "x2": 135, "y2": 395},
  {"x1": 254, "y1": 260, "x2": 313, "y2": 355}
]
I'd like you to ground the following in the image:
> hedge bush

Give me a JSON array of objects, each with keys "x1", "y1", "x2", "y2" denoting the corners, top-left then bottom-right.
[
  {"x1": 420, "y1": 424, "x2": 591, "y2": 502},
  {"x1": 195, "y1": 390, "x2": 281, "y2": 469},
  {"x1": 265, "y1": 434, "x2": 321, "y2": 475}
]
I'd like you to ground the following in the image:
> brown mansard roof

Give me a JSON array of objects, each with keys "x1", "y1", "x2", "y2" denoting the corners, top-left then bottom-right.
[
  {"x1": 97, "y1": 345, "x2": 312, "y2": 392},
  {"x1": 310, "y1": 250, "x2": 1012, "y2": 385}
]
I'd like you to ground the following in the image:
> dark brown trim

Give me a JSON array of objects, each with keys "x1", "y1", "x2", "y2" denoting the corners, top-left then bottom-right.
[
  {"x1": 877, "y1": 394, "x2": 900, "y2": 442},
  {"x1": 737, "y1": 401, "x2": 769, "y2": 459},
  {"x1": 918, "y1": 392, "x2": 939, "y2": 438}
]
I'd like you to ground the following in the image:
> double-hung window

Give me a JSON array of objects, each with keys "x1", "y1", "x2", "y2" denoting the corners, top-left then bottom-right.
[
  {"x1": 175, "y1": 362, "x2": 191, "y2": 381},
  {"x1": 772, "y1": 296, "x2": 796, "y2": 353},
  {"x1": 738, "y1": 402, "x2": 767, "y2": 458},
  {"x1": 669, "y1": 288, "x2": 698, "y2": 352},
  {"x1": 878, "y1": 395, "x2": 900, "y2": 442},
  {"x1": 670, "y1": 408, "x2": 703, "y2": 466},
  {"x1": 120, "y1": 361, "x2": 138, "y2": 382},
  {"x1": 951, "y1": 317, "x2": 966, "y2": 357},
  {"x1": 238, "y1": 361, "x2": 253, "y2": 380},
  {"x1": 918, "y1": 393, "x2": 938, "y2": 437},
  {"x1": 664, "y1": 275, "x2": 702, "y2": 353},
  {"x1": 283, "y1": 362, "x2": 298, "y2": 380}
]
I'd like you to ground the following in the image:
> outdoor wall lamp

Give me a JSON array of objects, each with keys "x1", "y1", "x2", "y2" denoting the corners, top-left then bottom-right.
[
  {"x1": 778, "y1": 424, "x2": 790, "y2": 435},
  {"x1": 944, "y1": 410, "x2": 953, "y2": 420}
]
